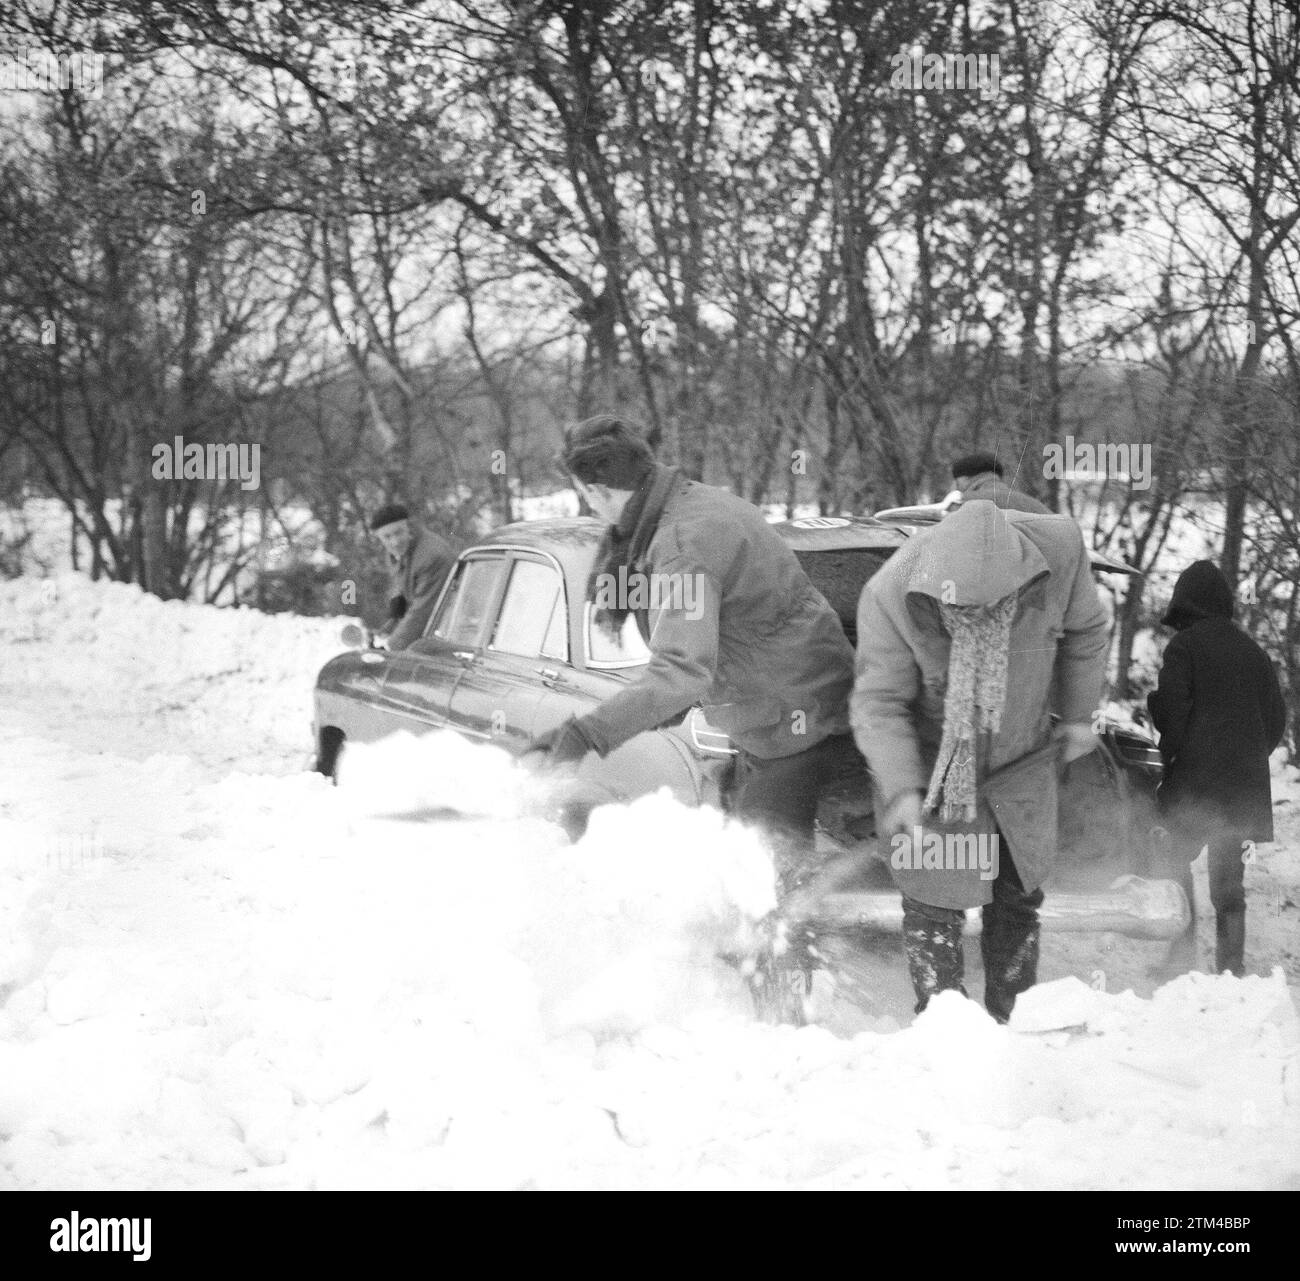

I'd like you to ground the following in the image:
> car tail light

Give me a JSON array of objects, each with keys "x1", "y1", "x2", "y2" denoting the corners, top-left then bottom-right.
[
  {"x1": 1109, "y1": 730, "x2": 1163, "y2": 770},
  {"x1": 688, "y1": 708, "x2": 736, "y2": 756}
]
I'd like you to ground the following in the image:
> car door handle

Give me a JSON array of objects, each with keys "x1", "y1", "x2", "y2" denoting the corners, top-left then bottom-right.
[
  {"x1": 539, "y1": 667, "x2": 561, "y2": 686},
  {"x1": 452, "y1": 650, "x2": 475, "y2": 664}
]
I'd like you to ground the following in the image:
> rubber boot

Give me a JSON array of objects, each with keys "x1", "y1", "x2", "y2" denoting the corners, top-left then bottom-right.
[
  {"x1": 979, "y1": 861, "x2": 1044, "y2": 1023},
  {"x1": 1215, "y1": 908, "x2": 1246, "y2": 977},
  {"x1": 981, "y1": 914, "x2": 1040, "y2": 1024},
  {"x1": 902, "y1": 903, "x2": 966, "y2": 1015}
]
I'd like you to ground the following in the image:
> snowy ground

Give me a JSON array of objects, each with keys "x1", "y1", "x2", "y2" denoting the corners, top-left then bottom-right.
[{"x1": 1, "y1": 574, "x2": 1298, "y2": 1190}]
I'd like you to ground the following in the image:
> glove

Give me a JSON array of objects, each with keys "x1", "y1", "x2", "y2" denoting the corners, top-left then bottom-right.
[
  {"x1": 882, "y1": 790, "x2": 924, "y2": 836},
  {"x1": 525, "y1": 718, "x2": 596, "y2": 767},
  {"x1": 1054, "y1": 721, "x2": 1098, "y2": 764}
]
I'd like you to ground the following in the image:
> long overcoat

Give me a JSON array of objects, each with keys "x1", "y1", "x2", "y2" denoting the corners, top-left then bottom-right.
[
  {"x1": 1148, "y1": 560, "x2": 1286, "y2": 845},
  {"x1": 851, "y1": 502, "x2": 1109, "y2": 909}
]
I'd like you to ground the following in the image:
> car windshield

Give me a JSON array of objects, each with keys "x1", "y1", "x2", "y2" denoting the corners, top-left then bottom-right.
[
  {"x1": 490, "y1": 558, "x2": 568, "y2": 660},
  {"x1": 585, "y1": 603, "x2": 651, "y2": 667},
  {"x1": 432, "y1": 556, "x2": 505, "y2": 645}
]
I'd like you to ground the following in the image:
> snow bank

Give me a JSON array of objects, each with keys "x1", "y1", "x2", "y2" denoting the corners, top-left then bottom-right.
[
  {"x1": 2, "y1": 572, "x2": 1298, "y2": 1189},
  {"x1": 0, "y1": 571, "x2": 350, "y2": 773}
]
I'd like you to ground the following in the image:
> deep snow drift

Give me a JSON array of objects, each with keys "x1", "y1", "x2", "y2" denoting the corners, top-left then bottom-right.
[{"x1": 1, "y1": 573, "x2": 1298, "y2": 1189}]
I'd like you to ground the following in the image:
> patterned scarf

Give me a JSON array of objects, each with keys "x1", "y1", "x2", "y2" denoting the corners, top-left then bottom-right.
[
  {"x1": 587, "y1": 463, "x2": 682, "y2": 637},
  {"x1": 923, "y1": 595, "x2": 1017, "y2": 822}
]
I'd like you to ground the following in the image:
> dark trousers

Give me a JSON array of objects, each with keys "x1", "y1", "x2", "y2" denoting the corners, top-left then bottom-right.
[
  {"x1": 732, "y1": 731, "x2": 862, "y2": 894},
  {"x1": 732, "y1": 732, "x2": 863, "y2": 1021},
  {"x1": 901, "y1": 842, "x2": 1044, "y2": 1022},
  {"x1": 1157, "y1": 830, "x2": 1248, "y2": 975}
]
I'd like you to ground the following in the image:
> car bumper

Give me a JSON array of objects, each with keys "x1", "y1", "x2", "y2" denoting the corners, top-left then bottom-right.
[{"x1": 806, "y1": 875, "x2": 1190, "y2": 940}]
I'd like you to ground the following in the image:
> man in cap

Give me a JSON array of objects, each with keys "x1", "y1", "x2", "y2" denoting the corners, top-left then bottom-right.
[
  {"x1": 369, "y1": 503, "x2": 456, "y2": 651},
  {"x1": 851, "y1": 500, "x2": 1109, "y2": 1021},
  {"x1": 951, "y1": 451, "x2": 1050, "y2": 513}
]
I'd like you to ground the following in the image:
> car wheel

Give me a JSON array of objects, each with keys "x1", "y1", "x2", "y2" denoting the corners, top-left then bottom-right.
[{"x1": 315, "y1": 727, "x2": 345, "y2": 785}]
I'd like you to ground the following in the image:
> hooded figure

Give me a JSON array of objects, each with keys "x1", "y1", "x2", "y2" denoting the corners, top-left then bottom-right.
[
  {"x1": 1147, "y1": 560, "x2": 1286, "y2": 976},
  {"x1": 851, "y1": 501, "x2": 1109, "y2": 1019}
]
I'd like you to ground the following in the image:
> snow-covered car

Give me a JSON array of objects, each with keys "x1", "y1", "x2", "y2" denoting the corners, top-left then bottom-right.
[{"x1": 312, "y1": 510, "x2": 1182, "y2": 939}]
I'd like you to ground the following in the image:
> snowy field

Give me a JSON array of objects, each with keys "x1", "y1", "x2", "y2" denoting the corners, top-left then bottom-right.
[{"x1": 1, "y1": 574, "x2": 1298, "y2": 1190}]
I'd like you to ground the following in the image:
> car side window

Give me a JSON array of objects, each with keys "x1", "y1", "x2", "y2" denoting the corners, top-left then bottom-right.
[
  {"x1": 432, "y1": 556, "x2": 506, "y2": 646},
  {"x1": 489, "y1": 558, "x2": 568, "y2": 661},
  {"x1": 586, "y1": 602, "x2": 651, "y2": 667}
]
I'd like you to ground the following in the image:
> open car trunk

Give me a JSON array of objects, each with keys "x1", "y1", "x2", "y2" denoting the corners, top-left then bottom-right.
[{"x1": 774, "y1": 522, "x2": 1182, "y2": 940}]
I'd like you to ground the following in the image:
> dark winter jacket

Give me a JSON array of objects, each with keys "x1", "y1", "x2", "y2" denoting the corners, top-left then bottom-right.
[
  {"x1": 573, "y1": 477, "x2": 855, "y2": 760},
  {"x1": 387, "y1": 526, "x2": 457, "y2": 651},
  {"x1": 1148, "y1": 560, "x2": 1286, "y2": 844},
  {"x1": 851, "y1": 502, "x2": 1109, "y2": 909},
  {"x1": 957, "y1": 470, "x2": 1051, "y2": 514}
]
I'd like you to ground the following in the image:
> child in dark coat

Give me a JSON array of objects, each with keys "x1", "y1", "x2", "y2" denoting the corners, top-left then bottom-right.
[{"x1": 1148, "y1": 561, "x2": 1287, "y2": 976}]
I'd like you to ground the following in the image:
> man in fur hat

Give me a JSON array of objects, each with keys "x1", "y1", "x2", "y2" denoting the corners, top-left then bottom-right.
[
  {"x1": 528, "y1": 415, "x2": 861, "y2": 1013},
  {"x1": 851, "y1": 500, "x2": 1110, "y2": 1021}
]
